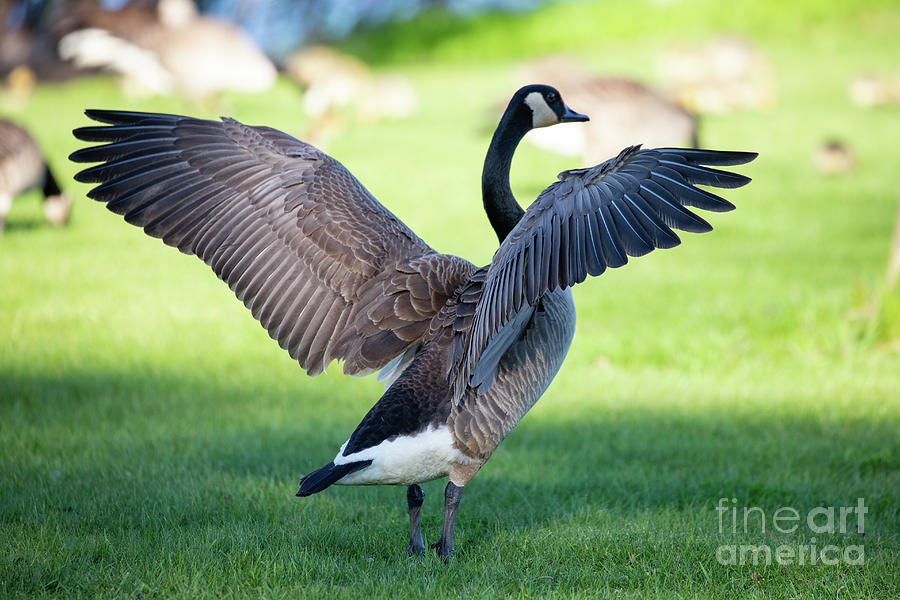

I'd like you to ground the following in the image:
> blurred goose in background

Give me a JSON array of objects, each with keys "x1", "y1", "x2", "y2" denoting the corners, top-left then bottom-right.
[
  {"x1": 518, "y1": 56, "x2": 698, "y2": 164},
  {"x1": 0, "y1": 118, "x2": 71, "y2": 232},
  {"x1": 813, "y1": 140, "x2": 856, "y2": 176},
  {"x1": 50, "y1": 0, "x2": 172, "y2": 95},
  {"x1": 0, "y1": 0, "x2": 88, "y2": 85},
  {"x1": 284, "y1": 45, "x2": 418, "y2": 147},
  {"x1": 659, "y1": 35, "x2": 776, "y2": 114},
  {"x1": 849, "y1": 73, "x2": 900, "y2": 108},
  {"x1": 284, "y1": 45, "x2": 369, "y2": 93},
  {"x1": 70, "y1": 84, "x2": 754, "y2": 559},
  {"x1": 3, "y1": 66, "x2": 38, "y2": 105},
  {"x1": 57, "y1": 0, "x2": 276, "y2": 98}
]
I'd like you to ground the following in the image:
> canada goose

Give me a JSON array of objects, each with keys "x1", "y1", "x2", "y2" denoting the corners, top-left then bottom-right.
[
  {"x1": 285, "y1": 45, "x2": 418, "y2": 132},
  {"x1": 0, "y1": 1, "x2": 88, "y2": 84},
  {"x1": 849, "y1": 73, "x2": 900, "y2": 108},
  {"x1": 284, "y1": 45, "x2": 369, "y2": 91},
  {"x1": 813, "y1": 140, "x2": 856, "y2": 176},
  {"x1": 70, "y1": 84, "x2": 755, "y2": 559},
  {"x1": 57, "y1": 0, "x2": 276, "y2": 98},
  {"x1": 0, "y1": 118, "x2": 71, "y2": 232},
  {"x1": 659, "y1": 36, "x2": 775, "y2": 114}
]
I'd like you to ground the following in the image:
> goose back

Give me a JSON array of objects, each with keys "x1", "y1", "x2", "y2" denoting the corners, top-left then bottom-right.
[
  {"x1": 326, "y1": 282, "x2": 574, "y2": 480},
  {"x1": 0, "y1": 119, "x2": 46, "y2": 197},
  {"x1": 448, "y1": 286, "x2": 575, "y2": 460}
]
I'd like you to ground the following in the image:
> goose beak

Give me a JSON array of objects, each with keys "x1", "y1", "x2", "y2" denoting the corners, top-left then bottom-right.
[{"x1": 560, "y1": 105, "x2": 589, "y2": 123}]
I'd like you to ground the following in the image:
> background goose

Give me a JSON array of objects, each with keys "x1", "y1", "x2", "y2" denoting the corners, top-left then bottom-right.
[
  {"x1": 0, "y1": 118, "x2": 71, "y2": 232},
  {"x1": 285, "y1": 45, "x2": 418, "y2": 123},
  {"x1": 70, "y1": 84, "x2": 754, "y2": 560},
  {"x1": 56, "y1": 0, "x2": 276, "y2": 98},
  {"x1": 517, "y1": 56, "x2": 698, "y2": 164},
  {"x1": 658, "y1": 36, "x2": 776, "y2": 114}
]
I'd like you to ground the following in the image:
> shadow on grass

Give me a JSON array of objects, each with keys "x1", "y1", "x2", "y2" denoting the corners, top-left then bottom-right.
[
  {"x1": 2, "y1": 217, "x2": 51, "y2": 233},
  {"x1": 3, "y1": 368, "x2": 898, "y2": 598},
  {"x1": 4, "y1": 368, "x2": 897, "y2": 556}
]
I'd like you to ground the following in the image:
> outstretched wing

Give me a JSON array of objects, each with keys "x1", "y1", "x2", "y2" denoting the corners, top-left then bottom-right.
[
  {"x1": 71, "y1": 110, "x2": 475, "y2": 377},
  {"x1": 454, "y1": 146, "x2": 756, "y2": 397}
]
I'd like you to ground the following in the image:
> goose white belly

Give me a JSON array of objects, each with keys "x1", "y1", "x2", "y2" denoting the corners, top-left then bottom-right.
[{"x1": 333, "y1": 425, "x2": 476, "y2": 486}]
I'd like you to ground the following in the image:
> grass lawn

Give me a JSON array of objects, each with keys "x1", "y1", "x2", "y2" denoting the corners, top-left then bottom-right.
[{"x1": 1, "y1": 0, "x2": 898, "y2": 597}]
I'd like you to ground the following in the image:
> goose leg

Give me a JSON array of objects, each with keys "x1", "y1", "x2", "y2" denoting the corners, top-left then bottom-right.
[
  {"x1": 406, "y1": 484, "x2": 426, "y2": 557},
  {"x1": 429, "y1": 481, "x2": 462, "y2": 561}
]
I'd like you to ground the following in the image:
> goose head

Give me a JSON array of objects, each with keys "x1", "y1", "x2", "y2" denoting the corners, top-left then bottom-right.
[
  {"x1": 482, "y1": 85, "x2": 588, "y2": 243},
  {"x1": 509, "y1": 84, "x2": 589, "y2": 130}
]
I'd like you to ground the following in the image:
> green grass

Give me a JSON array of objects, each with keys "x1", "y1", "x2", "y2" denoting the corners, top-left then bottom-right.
[{"x1": 2, "y1": 0, "x2": 899, "y2": 597}]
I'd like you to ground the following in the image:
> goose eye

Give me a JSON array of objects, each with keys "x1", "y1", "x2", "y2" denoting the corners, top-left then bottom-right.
[{"x1": 546, "y1": 92, "x2": 557, "y2": 103}]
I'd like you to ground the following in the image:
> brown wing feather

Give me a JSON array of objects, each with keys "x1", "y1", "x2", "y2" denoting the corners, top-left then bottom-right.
[{"x1": 71, "y1": 110, "x2": 475, "y2": 376}]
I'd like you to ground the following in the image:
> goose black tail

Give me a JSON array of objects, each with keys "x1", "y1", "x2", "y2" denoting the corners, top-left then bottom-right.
[
  {"x1": 296, "y1": 460, "x2": 372, "y2": 497},
  {"x1": 41, "y1": 164, "x2": 62, "y2": 198}
]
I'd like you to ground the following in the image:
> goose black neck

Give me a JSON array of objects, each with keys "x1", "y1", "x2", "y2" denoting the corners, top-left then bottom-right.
[{"x1": 482, "y1": 109, "x2": 531, "y2": 243}]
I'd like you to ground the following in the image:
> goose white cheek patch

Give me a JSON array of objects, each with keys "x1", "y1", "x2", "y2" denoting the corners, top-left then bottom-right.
[{"x1": 525, "y1": 91, "x2": 558, "y2": 128}]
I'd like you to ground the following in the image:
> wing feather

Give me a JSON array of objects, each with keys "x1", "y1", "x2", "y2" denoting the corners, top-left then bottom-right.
[
  {"x1": 453, "y1": 146, "x2": 755, "y2": 399},
  {"x1": 72, "y1": 110, "x2": 476, "y2": 377}
]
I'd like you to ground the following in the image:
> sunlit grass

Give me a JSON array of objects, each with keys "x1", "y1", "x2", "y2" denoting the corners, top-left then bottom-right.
[{"x1": 1, "y1": 0, "x2": 898, "y2": 598}]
